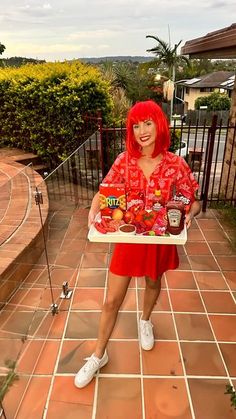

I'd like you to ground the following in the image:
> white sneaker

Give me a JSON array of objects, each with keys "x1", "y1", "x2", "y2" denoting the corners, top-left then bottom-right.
[
  {"x1": 74, "y1": 351, "x2": 108, "y2": 388},
  {"x1": 139, "y1": 319, "x2": 154, "y2": 350}
]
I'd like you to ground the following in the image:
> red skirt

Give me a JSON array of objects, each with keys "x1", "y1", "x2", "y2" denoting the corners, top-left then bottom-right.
[{"x1": 109, "y1": 243, "x2": 179, "y2": 281}]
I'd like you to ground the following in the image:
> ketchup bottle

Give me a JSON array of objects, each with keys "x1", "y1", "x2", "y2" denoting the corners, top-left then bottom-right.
[{"x1": 166, "y1": 200, "x2": 185, "y2": 235}]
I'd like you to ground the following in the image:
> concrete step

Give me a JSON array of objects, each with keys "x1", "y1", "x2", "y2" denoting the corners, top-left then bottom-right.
[
  {"x1": 0, "y1": 159, "x2": 49, "y2": 307},
  {"x1": 2, "y1": 150, "x2": 50, "y2": 176},
  {"x1": 13, "y1": 153, "x2": 42, "y2": 166}
]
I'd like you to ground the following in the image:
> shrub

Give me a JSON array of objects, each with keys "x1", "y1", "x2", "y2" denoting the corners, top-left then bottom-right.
[
  {"x1": 169, "y1": 128, "x2": 181, "y2": 153},
  {"x1": 0, "y1": 61, "x2": 113, "y2": 164},
  {"x1": 195, "y1": 92, "x2": 231, "y2": 111}
]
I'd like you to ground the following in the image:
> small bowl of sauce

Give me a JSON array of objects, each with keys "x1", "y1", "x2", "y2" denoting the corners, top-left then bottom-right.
[{"x1": 119, "y1": 224, "x2": 136, "y2": 235}]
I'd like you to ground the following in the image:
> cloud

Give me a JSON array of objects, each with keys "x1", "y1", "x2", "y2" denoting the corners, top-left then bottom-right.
[
  {"x1": 3, "y1": 39, "x2": 111, "y2": 60},
  {"x1": 68, "y1": 29, "x2": 116, "y2": 41},
  {"x1": 208, "y1": 0, "x2": 235, "y2": 5},
  {"x1": 18, "y1": 2, "x2": 53, "y2": 17},
  {"x1": 43, "y1": 3, "x2": 52, "y2": 9},
  {"x1": 1, "y1": 0, "x2": 235, "y2": 60},
  {"x1": 6, "y1": 41, "x2": 91, "y2": 54}
]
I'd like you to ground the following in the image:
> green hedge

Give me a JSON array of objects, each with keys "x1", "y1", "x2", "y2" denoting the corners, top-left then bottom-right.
[
  {"x1": 195, "y1": 91, "x2": 231, "y2": 111},
  {"x1": 0, "y1": 61, "x2": 113, "y2": 164}
]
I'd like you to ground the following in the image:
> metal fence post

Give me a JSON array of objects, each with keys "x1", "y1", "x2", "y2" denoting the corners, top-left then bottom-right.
[
  {"x1": 98, "y1": 114, "x2": 106, "y2": 179},
  {"x1": 201, "y1": 114, "x2": 218, "y2": 212}
]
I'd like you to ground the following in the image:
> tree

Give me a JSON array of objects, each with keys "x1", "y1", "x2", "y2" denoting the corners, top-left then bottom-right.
[
  {"x1": 0, "y1": 43, "x2": 6, "y2": 55},
  {"x1": 146, "y1": 35, "x2": 189, "y2": 79},
  {"x1": 100, "y1": 62, "x2": 132, "y2": 123},
  {"x1": 113, "y1": 63, "x2": 133, "y2": 90},
  {"x1": 195, "y1": 92, "x2": 231, "y2": 111},
  {"x1": 100, "y1": 61, "x2": 162, "y2": 112},
  {"x1": 125, "y1": 67, "x2": 163, "y2": 103},
  {"x1": 0, "y1": 56, "x2": 45, "y2": 68}
]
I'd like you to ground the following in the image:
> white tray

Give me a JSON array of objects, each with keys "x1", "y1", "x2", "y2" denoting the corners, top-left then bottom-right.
[{"x1": 88, "y1": 223, "x2": 187, "y2": 245}]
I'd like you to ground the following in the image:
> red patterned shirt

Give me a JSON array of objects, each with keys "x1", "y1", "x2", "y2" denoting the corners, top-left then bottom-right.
[{"x1": 103, "y1": 151, "x2": 199, "y2": 209}]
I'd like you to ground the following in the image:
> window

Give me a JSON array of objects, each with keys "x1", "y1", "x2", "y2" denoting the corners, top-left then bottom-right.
[
  {"x1": 185, "y1": 87, "x2": 190, "y2": 94},
  {"x1": 200, "y1": 87, "x2": 214, "y2": 92}
]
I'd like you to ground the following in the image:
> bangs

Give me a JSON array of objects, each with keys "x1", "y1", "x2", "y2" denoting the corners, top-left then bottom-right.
[{"x1": 128, "y1": 102, "x2": 157, "y2": 125}]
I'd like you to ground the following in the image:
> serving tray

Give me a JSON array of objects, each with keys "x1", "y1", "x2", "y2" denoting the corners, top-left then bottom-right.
[{"x1": 88, "y1": 223, "x2": 187, "y2": 245}]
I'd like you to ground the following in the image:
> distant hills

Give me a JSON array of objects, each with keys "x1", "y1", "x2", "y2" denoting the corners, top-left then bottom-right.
[
  {"x1": 0, "y1": 55, "x2": 154, "y2": 68},
  {"x1": 0, "y1": 56, "x2": 45, "y2": 67},
  {"x1": 78, "y1": 56, "x2": 154, "y2": 64}
]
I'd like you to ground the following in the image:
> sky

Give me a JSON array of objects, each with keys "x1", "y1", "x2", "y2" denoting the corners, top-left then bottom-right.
[{"x1": 0, "y1": 0, "x2": 236, "y2": 62}]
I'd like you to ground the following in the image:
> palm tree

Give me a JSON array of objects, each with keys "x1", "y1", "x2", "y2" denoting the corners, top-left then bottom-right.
[
  {"x1": 146, "y1": 35, "x2": 190, "y2": 118},
  {"x1": 0, "y1": 43, "x2": 6, "y2": 55},
  {"x1": 146, "y1": 35, "x2": 190, "y2": 79}
]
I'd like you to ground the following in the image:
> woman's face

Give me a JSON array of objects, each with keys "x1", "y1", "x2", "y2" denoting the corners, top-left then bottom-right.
[{"x1": 133, "y1": 119, "x2": 157, "y2": 151}]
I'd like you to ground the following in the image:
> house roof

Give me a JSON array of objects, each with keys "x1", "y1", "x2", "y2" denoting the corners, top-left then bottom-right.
[
  {"x1": 181, "y1": 23, "x2": 236, "y2": 58},
  {"x1": 176, "y1": 71, "x2": 235, "y2": 89}
]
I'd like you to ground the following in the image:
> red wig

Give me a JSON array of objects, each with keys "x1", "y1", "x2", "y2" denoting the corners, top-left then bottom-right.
[{"x1": 126, "y1": 100, "x2": 170, "y2": 158}]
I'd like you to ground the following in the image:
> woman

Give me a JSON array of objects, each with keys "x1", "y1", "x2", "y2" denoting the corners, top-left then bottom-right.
[{"x1": 74, "y1": 100, "x2": 201, "y2": 388}]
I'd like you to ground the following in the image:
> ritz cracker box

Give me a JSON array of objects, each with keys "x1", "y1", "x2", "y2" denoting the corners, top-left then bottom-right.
[{"x1": 99, "y1": 183, "x2": 126, "y2": 216}]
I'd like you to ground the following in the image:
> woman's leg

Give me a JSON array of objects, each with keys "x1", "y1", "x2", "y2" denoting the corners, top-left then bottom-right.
[
  {"x1": 139, "y1": 275, "x2": 162, "y2": 351},
  {"x1": 142, "y1": 275, "x2": 162, "y2": 320},
  {"x1": 94, "y1": 271, "x2": 131, "y2": 358},
  {"x1": 74, "y1": 271, "x2": 131, "y2": 388}
]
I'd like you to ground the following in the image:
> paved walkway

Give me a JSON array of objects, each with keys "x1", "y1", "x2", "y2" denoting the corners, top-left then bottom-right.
[{"x1": 0, "y1": 206, "x2": 236, "y2": 419}]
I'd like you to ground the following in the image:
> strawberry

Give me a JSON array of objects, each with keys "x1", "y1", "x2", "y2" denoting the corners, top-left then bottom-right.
[
  {"x1": 142, "y1": 210, "x2": 157, "y2": 228},
  {"x1": 143, "y1": 218, "x2": 154, "y2": 228},
  {"x1": 135, "y1": 209, "x2": 147, "y2": 223}
]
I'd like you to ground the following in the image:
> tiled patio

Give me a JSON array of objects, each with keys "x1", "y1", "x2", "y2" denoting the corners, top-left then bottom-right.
[{"x1": 1, "y1": 207, "x2": 236, "y2": 419}]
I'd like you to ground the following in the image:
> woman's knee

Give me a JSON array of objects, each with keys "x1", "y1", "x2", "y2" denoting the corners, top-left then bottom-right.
[
  {"x1": 103, "y1": 296, "x2": 123, "y2": 312},
  {"x1": 103, "y1": 273, "x2": 131, "y2": 312},
  {"x1": 145, "y1": 275, "x2": 162, "y2": 290}
]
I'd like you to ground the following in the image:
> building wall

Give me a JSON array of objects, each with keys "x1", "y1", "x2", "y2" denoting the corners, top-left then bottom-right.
[{"x1": 184, "y1": 88, "x2": 218, "y2": 110}]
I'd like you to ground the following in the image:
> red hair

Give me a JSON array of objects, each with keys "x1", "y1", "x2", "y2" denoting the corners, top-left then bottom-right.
[{"x1": 126, "y1": 100, "x2": 170, "y2": 158}]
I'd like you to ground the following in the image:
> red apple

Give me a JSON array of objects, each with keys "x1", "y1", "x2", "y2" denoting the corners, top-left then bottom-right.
[{"x1": 124, "y1": 210, "x2": 135, "y2": 224}]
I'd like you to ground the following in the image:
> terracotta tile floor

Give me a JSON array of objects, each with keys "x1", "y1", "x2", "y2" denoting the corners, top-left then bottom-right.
[{"x1": 1, "y1": 208, "x2": 236, "y2": 419}]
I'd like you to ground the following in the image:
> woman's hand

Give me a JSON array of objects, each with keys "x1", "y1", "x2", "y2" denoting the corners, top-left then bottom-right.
[
  {"x1": 88, "y1": 191, "x2": 100, "y2": 228},
  {"x1": 185, "y1": 212, "x2": 193, "y2": 229},
  {"x1": 185, "y1": 199, "x2": 201, "y2": 229},
  {"x1": 88, "y1": 209, "x2": 99, "y2": 228}
]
